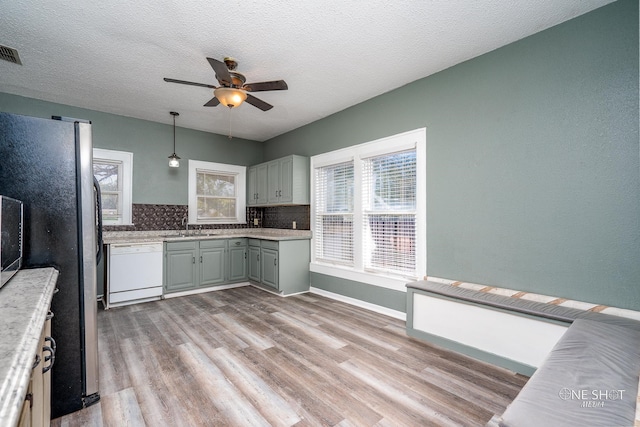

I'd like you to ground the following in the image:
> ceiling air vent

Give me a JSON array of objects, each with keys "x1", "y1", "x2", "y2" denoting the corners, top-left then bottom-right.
[{"x1": 0, "y1": 45, "x2": 22, "y2": 65}]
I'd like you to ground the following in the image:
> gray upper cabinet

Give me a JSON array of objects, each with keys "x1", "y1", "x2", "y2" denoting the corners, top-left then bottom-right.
[
  {"x1": 247, "y1": 163, "x2": 268, "y2": 206},
  {"x1": 248, "y1": 155, "x2": 309, "y2": 206}
]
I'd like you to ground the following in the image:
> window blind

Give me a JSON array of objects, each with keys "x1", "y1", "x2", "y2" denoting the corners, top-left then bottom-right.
[
  {"x1": 362, "y1": 150, "x2": 417, "y2": 275},
  {"x1": 314, "y1": 161, "x2": 355, "y2": 265}
]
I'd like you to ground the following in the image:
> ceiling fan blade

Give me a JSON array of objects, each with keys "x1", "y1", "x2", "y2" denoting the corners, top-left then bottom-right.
[
  {"x1": 206, "y1": 57, "x2": 232, "y2": 86},
  {"x1": 203, "y1": 96, "x2": 220, "y2": 107},
  {"x1": 245, "y1": 94, "x2": 273, "y2": 111},
  {"x1": 243, "y1": 80, "x2": 288, "y2": 92},
  {"x1": 163, "y1": 78, "x2": 216, "y2": 89}
]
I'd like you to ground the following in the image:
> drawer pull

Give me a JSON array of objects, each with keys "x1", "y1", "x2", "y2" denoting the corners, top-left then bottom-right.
[
  {"x1": 42, "y1": 345, "x2": 55, "y2": 373},
  {"x1": 45, "y1": 336, "x2": 57, "y2": 353}
]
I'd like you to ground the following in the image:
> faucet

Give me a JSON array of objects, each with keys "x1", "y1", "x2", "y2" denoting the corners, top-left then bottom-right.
[{"x1": 182, "y1": 216, "x2": 189, "y2": 235}]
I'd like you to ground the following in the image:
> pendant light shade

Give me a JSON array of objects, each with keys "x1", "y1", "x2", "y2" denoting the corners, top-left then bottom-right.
[
  {"x1": 214, "y1": 87, "x2": 247, "y2": 108},
  {"x1": 168, "y1": 111, "x2": 180, "y2": 168}
]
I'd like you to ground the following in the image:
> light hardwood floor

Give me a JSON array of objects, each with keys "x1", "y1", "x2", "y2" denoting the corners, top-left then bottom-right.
[{"x1": 51, "y1": 286, "x2": 527, "y2": 426}]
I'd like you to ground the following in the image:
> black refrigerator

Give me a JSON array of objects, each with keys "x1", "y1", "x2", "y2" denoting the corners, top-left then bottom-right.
[{"x1": 0, "y1": 112, "x2": 101, "y2": 418}]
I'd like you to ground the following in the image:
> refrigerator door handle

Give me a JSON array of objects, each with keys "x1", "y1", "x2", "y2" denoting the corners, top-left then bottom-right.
[{"x1": 93, "y1": 176, "x2": 103, "y2": 265}]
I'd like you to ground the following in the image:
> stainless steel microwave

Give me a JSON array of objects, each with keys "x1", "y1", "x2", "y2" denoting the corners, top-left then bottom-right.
[{"x1": 0, "y1": 196, "x2": 23, "y2": 289}]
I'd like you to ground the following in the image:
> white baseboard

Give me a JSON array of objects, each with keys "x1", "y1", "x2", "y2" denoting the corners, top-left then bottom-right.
[
  {"x1": 309, "y1": 287, "x2": 406, "y2": 321},
  {"x1": 163, "y1": 282, "x2": 250, "y2": 299}
]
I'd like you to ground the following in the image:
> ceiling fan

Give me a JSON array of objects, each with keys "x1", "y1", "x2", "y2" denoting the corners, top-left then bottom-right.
[{"x1": 164, "y1": 57, "x2": 288, "y2": 111}]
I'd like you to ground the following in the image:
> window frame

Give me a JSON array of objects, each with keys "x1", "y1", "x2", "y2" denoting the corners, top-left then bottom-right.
[
  {"x1": 310, "y1": 128, "x2": 426, "y2": 292},
  {"x1": 188, "y1": 160, "x2": 246, "y2": 225},
  {"x1": 93, "y1": 148, "x2": 133, "y2": 226}
]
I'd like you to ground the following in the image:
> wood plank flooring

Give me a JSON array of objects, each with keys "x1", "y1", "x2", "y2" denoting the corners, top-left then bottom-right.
[{"x1": 51, "y1": 286, "x2": 528, "y2": 426}]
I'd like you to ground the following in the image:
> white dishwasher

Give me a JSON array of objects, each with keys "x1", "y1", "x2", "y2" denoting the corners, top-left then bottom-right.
[{"x1": 107, "y1": 242, "x2": 163, "y2": 308}]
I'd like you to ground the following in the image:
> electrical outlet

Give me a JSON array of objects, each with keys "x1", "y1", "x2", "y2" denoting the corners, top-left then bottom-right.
[
  {"x1": 253, "y1": 218, "x2": 259, "y2": 226},
  {"x1": 292, "y1": 221, "x2": 297, "y2": 229}
]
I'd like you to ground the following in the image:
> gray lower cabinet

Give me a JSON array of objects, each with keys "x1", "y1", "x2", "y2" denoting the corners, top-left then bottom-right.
[
  {"x1": 248, "y1": 238, "x2": 310, "y2": 295},
  {"x1": 260, "y1": 247, "x2": 279, "y2": 289},
  {"x1": 199, "y1": 240, "x2": 226, "y2": 287},
  {"x1": 165, "y1": 241, "x2": 198, "y2": 292},
  {"x1": 248, "y1": 241, "x2": 261, "y2": 282},
  {"x1": 164, "y1": 238, "x2": 248, "y2": 294},
  {"x1": 228, "y1": 238, "x2": 248, "y2": 283}
]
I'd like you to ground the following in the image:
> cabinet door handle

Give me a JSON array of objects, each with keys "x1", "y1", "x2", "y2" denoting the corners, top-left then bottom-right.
[
  {"x1": 200, "y1": 256, "x2": 203, "y2": 263},
  {"x1": 257, "y1": 254, "x2": 259, "y2": 261},
  {"x1": 279, "y1": 190, "x2": 282, "y2": 197},
  {"x1": 45, "y1": 336, "x2": 57, "y2": 354},
  {"x1": 244, "y1": 251, "x2": 247, "y2": 259},
  {"x1": 274, "y1": 258, "x2": 277, "y2": 266},
  {"x1": 32, "y1": 354, "x2": 41, "y2": 370},
  {"x1": 42, "y1": 345, "x2": 55, "y2": 374},
  {"x1": 192, "y1": 256, "x2": 196, "y2": 264}
]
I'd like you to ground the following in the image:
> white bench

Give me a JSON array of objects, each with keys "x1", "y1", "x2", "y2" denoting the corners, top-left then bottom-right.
[{"x1": 406, "y1": 281, "x2": 640, "y2": 427}]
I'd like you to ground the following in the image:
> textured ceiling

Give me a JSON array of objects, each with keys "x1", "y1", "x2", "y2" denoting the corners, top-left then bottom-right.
[{"x1": 1, "y1": 0, "x2": 614, "y2": 141}]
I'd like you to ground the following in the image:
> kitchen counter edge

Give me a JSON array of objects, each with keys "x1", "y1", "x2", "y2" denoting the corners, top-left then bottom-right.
[
  {"x1": 0, "y1": 267, "x2": 59, "y2": 427},
  {"x1": 104, "y1": 229, "x2": 312, "y2": 245}
]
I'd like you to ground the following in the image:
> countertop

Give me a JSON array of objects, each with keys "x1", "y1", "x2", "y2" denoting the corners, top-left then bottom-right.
[
  {"x1": 103, "y1": 228, "x2": 312, "y2": 245},
  {"x1": 0, "y1": 268, "x2": 59, "y2": 427}
]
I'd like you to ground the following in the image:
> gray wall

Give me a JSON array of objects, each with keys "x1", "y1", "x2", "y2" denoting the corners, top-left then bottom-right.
[
  {"x1": 0, "y1": 93, "x2": 264, "y2": 205},
  {"x1": 265, "y1": 0, "x2": 640, "y2": 311}
]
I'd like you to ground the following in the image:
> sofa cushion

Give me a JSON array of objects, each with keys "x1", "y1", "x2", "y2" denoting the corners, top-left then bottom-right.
[{"x1": 499, "y1": 319, "x2": 640, "y2": 427}]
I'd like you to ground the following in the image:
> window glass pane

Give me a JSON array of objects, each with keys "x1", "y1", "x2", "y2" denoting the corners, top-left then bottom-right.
[
  {"x1": 197, "y1": 172, "x2": 235, "y2": 197},
  {"x1": 325, "y1": 163, "x2": 354, "y2": 213},
  {"x1": 197, "y1": 197, "x2": 236, "y2": 219},
  {"x1": 367, "y1": 150, "x2": 416, "y2": 211},
  {"x1": 364, "y1": 214, "x2": 415, "y2": 274},
  {"x1": 317, "y1": 214, "x2": 354, "y2": 264},
  {"x1": 94, "y1": 162, "x2": 120, "y2": 192},
  {"x1": 101, "y1": 193, "x2": 119, "y2": 220}
]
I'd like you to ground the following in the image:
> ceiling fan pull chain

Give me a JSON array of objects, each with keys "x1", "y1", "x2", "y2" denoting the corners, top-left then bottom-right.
[{"x1": 228, "y1": 108, "x2": 233, "y2": 139}]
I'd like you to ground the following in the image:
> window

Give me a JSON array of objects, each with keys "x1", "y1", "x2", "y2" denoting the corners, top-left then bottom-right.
[
  {"x1": 363, "y1": 150, "x2": 417, "y2": 275},
  {"x1": 93, "y1": 148, "x2": 133, "y2": 225},
  {"x1": 315, "y1": 161, "x2": 354, "y2": 265},
  {"x1": 310, "y1": 129, "x2": 426, "y2": 291},
  {"x1": 188, "y1": 160, "x2": 246, "y2": 224}
]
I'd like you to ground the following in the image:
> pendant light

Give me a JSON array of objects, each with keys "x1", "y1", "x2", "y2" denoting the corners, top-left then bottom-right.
[{"x1": 168, "y1": 111, "x2": 180, "y2": 168}]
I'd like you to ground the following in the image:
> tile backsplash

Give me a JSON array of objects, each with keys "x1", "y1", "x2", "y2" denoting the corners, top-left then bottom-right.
[{"x1": 104, "y1": 204, "x2": 310, "y2": 232}]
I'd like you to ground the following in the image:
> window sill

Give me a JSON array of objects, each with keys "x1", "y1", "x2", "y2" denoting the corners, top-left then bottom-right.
[{"x1": 309, "y1": 262, "x2": 418, "y2": 292}]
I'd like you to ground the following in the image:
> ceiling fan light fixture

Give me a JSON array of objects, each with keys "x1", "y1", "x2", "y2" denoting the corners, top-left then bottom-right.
[{"x1": 214, "y1": 87, "x2": 247, "y2": 108}]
